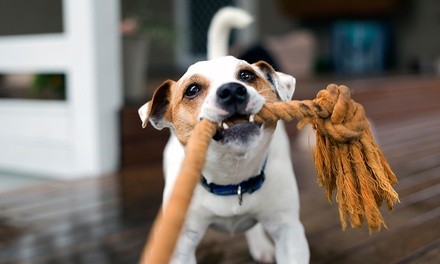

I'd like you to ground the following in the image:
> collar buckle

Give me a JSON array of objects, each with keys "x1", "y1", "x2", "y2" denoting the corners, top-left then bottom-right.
[{"x1": 237, "y1": 185, "x2": 243, "y2": 205}]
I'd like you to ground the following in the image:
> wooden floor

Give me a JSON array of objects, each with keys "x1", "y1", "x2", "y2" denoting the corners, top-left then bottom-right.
[{"x1": 1, "y1": 75, "x2": 440, "y2": 263}]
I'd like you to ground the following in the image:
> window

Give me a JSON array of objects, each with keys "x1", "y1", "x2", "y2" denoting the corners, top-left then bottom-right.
[{"x1": 0, "y1": 0, "x2": 63, "y2": 36}]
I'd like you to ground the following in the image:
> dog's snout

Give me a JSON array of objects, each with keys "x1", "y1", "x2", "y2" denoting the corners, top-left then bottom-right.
[{"x1": 216, "y1": 82, "x2": 248, "y2": 106}]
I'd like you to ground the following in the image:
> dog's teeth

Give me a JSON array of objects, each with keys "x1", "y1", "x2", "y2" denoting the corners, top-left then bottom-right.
[
  {"x1": 249, "y1": 115, "x2": 255, "y2": 123},
  {"x1": 222, "y1": 122, "x2": 229, "y2": 129},
  {"x1": 218, "y1": 122, "x2": 222, "y2": 127}
]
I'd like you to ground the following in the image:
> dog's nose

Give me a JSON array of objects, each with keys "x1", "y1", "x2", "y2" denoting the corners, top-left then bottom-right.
[{"x1": 216, "y1": 82, "x2": 248, "y2": 107}]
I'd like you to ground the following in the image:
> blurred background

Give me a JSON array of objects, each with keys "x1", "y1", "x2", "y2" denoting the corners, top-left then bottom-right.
[{"x1": 0, "y1": 0, "x2": 439, "y2": 263}]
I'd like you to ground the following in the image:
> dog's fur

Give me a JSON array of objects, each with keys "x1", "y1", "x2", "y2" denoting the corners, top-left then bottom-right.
[{"x1": 139, "y1": 7, "x2": 309, "y2": 264}]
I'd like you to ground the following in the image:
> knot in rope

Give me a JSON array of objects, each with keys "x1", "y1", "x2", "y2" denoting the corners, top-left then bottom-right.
[
  {"x1": 313, "y1": 84, "x2": 369, "y2": 143},
  {"x1": 256, "y1": 84, "x2": 369, "y2": 143}
]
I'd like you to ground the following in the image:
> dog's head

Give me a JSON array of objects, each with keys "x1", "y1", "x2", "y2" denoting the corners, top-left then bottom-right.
[{"x1": 139, "y1": 56, "x2": 295, "y2": 154}]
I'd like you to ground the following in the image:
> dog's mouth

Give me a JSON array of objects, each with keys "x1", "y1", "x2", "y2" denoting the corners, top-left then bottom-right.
[{"x1": 212, "y1": 114, "x2": 262, "y2": 143}]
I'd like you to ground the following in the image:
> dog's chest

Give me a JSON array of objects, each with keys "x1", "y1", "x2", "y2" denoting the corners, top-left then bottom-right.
[{"x1": 209, "y1": 215, "x2": 258, "y2": 234}]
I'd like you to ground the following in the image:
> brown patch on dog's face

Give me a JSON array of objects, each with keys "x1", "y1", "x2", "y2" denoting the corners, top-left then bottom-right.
[
  {"x1": 252, "y1": 60, "x2": 296, "y2": 102},
  {"x1": 251, "y1": 61, "x2": 281, "y2": 101},
  {"x1": 170, "y1": 74, "x2": 211, "y2": 144},
  {"x1": 236, "y1": 64, "x2": 279, "y2": 103},
  {"x1": 138, "y1": 77, "x2": 210, "y2": 145}
]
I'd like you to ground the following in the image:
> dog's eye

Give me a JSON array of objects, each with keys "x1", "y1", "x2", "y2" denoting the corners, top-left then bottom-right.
[
  {"x1": 239, "y1": 70, "x2": 256, "y2": 82},
  {"x1": 184, "y1": 84, "x2": 202, "y2": 99}
]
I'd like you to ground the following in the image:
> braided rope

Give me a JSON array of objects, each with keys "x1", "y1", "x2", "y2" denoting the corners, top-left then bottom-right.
[
  {"x1": 140, "y1": 119, "x2": 217, "y2": 264},
  {"x1": 255, "y1": 84, "x2": 368, "y2": 142}
]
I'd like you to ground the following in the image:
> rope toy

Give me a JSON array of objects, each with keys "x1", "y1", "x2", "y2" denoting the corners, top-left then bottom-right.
[{"x1": 140, "y1": 84, "x2": 399, "y2": 264}]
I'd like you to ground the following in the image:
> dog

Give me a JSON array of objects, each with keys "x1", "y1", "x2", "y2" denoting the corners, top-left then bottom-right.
[{"x1": 139, "y1": 7, "x2": 309, "y2": 264}]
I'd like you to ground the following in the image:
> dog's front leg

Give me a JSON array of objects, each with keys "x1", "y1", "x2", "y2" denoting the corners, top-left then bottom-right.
[
  {"x1": 264, "y1": 218, "x2": 309, "y2": 264},
  {"x1": 171, "y1": 217, "x2": 209, "y2": 264}
]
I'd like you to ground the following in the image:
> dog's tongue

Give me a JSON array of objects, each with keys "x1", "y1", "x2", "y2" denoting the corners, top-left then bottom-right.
[{"x1": 213, "y1": 122, "x2": 260, "y2": 143}]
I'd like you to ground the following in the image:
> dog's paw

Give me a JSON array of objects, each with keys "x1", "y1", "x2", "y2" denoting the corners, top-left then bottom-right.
[{"x1": 247, "y1": 236, "x2": 275, "y2": 263}]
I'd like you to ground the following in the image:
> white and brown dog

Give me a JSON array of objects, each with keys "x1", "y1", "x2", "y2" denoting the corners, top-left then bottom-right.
[{"x1": 139, "y1": 7, "x2": 309, "y2": 264}]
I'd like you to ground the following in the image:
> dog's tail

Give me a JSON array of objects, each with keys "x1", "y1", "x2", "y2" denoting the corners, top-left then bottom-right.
[{"x1": 207, "y1": 7, "x2": 253, "y2": 60}]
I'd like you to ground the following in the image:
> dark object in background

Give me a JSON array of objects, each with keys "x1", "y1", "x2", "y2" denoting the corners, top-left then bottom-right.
[{"x1": 239, "y1": 44, "x2": 280, "y2": 71}]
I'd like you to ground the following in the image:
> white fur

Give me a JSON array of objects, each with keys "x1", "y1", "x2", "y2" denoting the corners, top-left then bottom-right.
[{"x1": 207, "y1": 7, "x2": 253, "y2": 60}]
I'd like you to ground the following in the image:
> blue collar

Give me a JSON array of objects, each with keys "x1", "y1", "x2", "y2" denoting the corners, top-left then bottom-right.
[{"x1": 200, "y1": 158, "x2": 267, "y2": 205}]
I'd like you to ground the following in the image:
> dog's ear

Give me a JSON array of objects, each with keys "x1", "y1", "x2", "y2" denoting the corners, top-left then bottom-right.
[
  {"x1": 252, "y1": 61, "x2": 296, "y2": 101},
  {"x1": 138, "y1": 80, "x2": 174, "y2": 129}
]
